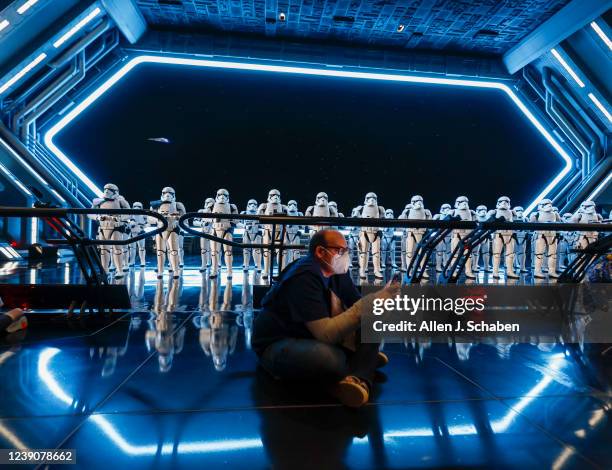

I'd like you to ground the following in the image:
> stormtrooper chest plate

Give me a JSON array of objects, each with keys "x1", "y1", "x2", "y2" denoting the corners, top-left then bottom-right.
[
  {"x1": 159, "y1": 201, "x2": 177, "y2": 216},
  {"x1": 456, "y1": 209, "x2": 473, "y2": 221},
  {"x1": 361, "y1": 205, "x2": 380, "y2": 218},
  {"x1": 265, "y1": 202, "x2": 284, "y2": 215},
  {"x1": 313, "y1": 205, "x2": 330, "y2": 217},
  {"x1": 408, "y1": 208, "x2": 426, "y2": 220},
  {"x1": 496, "y1": 209, "x2": 513, "y2": 222}
]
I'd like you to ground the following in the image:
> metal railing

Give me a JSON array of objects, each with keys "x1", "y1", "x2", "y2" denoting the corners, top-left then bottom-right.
[{"x1": 179, "y1": 212, "x2": 611, "y2": 284}]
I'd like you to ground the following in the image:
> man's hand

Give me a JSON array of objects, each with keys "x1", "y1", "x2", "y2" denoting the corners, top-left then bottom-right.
[{"x1": 375, "y1": 281, "x2": 401, "y2": 300}]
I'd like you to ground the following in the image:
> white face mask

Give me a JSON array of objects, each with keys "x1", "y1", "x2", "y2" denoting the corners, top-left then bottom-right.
[{"x1": 323, "y1": 248, "x2": 350, "y2": 275}]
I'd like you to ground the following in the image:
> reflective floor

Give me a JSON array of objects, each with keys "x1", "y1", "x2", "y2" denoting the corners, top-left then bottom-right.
[{"x1": 0, "y1": 257, "x2": 610, "y2": 469}]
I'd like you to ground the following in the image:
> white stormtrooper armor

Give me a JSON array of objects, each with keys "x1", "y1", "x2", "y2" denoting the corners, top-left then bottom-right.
[
  {"x1": 487, "y1": 196, "x2": 518, "y2": 279},
  {"x1": 258, "y1": 189, "x2": 288, "y2": 279},
  {"x1": 529, "y1": 198, "x2": 561, "y2": 278},
  {"x1": 558, "y1": 212, "x2": 577, "y2": 270},
  {"x1": 570, "y1": 200, "x2": 602, "y2": 252},
  {"x1": 305, "y1": 192, "x2": 338, "y2": 233},
  {"x1": 381, "y1": 208, "x2": 397, "y2": 270},
  {"x1": 89, "y1": 183, "x2": 130, "y2": 277},
  {"x1": 150, "y1": 187, "x2": 186, "y2": 279},
  {"x1": 347, "y1": 206, "x2": 361, "y2": 268},
  {"x1": 433, "y1": 204, "x2": 452, "y2": 273},
  {"x1": 128, "y1": 202, "x2": 147, "y2": 267},
  {"x1": 197, "y1": 311, "x2": 238, "y2": 371},
  {"x1": 283, "y1": 199, "x2": 304, "y2": 267},
  {"x1": 329, "y1": 201, "x2": 343, "y2": 218},
  {"x1": 512, "y1": 206, "x2": 529, "y2": 273},
  {"x1": 450, "y1": 196, "x2": 476, "y2": 279},
  {"x1": 400, "y1": 195, "x2": 432, "y2": 278},
  {"x1": 209, "y1": 189, "x2": 239, "y2": 279},
  {"x1": 472, "y1": 205, "x2": 491, "y2": 273},
  {"x1": 354, "y1": 192, "x2": 385, "y2": 279},
  {"x1": 241, "y1": 199, "x2": 262, "y2": 272},
  {"x1": 146, "y1": 278, "x2": 185, "y2": 372},
  {"x1": 193, "y1": 198, "x2": 215, "y2": 272}
]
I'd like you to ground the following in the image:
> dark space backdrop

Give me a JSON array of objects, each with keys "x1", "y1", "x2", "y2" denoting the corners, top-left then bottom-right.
[{"x1": 55, "y1": 63, "x2": 563, "y2": 214}]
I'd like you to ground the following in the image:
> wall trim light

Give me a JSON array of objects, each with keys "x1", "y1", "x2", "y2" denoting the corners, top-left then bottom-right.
[
  {"x1": 550, "y1": 48, "x2": 585, "y2": 88},
  {"x1": 53, "y1": 7, "x2": 102, "y2": 48},
  {"x1": 0, "y1": 19, "x2": 9, "y2": 32},
  {"x1": 588, "y1": 92, "x2": 612, "y2": 123},
  {"x1": 16, "y1": 0, "x2": 39, "y2": 15},
  {"x1": 43, "y1": 55, "x2": 574, "y2": 214},
  {"x1": 0, "y1": 53, "x2": 47, "y2": 96},
  {"x1": 590, "y1": 21, "x2": 612, "y2": 51}
]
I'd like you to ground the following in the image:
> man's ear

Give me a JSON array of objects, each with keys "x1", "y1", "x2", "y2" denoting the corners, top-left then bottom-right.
[{"x1": 314, "y1": 246, "x2": 325, "y2": 260}]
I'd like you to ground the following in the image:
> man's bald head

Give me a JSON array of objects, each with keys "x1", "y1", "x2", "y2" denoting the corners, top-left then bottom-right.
[{"x1": 308, "y1": 229, "x2": 347, "y2": 256}]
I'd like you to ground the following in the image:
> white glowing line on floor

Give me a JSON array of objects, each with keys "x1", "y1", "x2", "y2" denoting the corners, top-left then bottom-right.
[
  {"x1": 53, "y1": 7, "x2": 101, "y2": 48},
  {"x1": 37, "y1": 348, "x2": 568, "y2": 456},
  {"x1": 588, "y1": 93, "x2": 612, "y2": 123},
  {"x1": 551, "y1": 49, "x2": 585, "y2": 88},
  {"x1": 43, "y1": 55, "x2": 573, "y2": 212},
  {"x1": 591, "y1": 21, "x2": 612, "y2": 50}
]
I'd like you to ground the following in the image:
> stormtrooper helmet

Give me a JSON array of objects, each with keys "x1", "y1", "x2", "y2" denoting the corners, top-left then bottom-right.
[
  {"x1": 476, "y1": 205, "x2": 488, "y2": 217},
  {"x1": 133, "y1": 201, "x2": 143, "y2": 210},
  {"x1": 329, "y1": 201, "x2": 338, "y2": 211},
  {"x1": 103, "y1": 183, "x2": 119, "y2": 200},
  {"x1": 215, "y1": 188, "x2": 229, "y2": 204},
  {"x1": 161, "y1": 187, "x2": 175, "y2": 203},
  {"x1": 580, "y1": 200, "x2": 596, "y2": 214},
  {"x1": 315, "y1": 192, "x2": 328, "y2": 206},
  {"x1": 385, "y1": 209, "x2": 394, "y2": 218},
  {"x1": 204, "y1": 198, "x2": 214, "y2": 210},
  {"x1": 268, "y1": 189, "x2": 281, "y2": 204},
  {"x1": 410, "y1": 195, "x2": 424, "y2": 210},
  {"x1": 455, "y1": 196, "x2": 469, "y2": 210},
  {"x1": 364, "y1": 192, "x2": 378, "y2": 205},
  {"x1": 539, "y1": 199, "x2": 553, "y2": 212},
  {"x1": 246, "y1": 199, "x2": 258, "y2": 212},
  {"x1": 496, "y1": 196, "x2": 511, "y2": 210},
  {"x1": 287, "y1": 200, "x2": 298, "y2": 213},
  {"x1": 562, "y1": 212, "x2": 573, "y2": 222},
  {"x1": 513, "y1": 206, "x2": 524, "y2": 218},
  {"x1": 440, "y1": 204, "x2": 452, "y2": 216}
]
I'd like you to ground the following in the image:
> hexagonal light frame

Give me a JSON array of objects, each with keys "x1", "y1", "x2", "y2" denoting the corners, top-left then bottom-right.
[{"x1": 43, "y1": 54, "x2": 574, "y2": 214}]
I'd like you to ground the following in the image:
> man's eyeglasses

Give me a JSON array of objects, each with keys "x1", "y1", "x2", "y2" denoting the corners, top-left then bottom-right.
[{"x1": 323, "y1": 245, "x2": 350, "y2": 256}]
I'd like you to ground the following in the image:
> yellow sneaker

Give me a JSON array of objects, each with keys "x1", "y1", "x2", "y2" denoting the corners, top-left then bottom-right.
[{"x1": 329, "y1": 376, "x2": 369, "y2": 408}]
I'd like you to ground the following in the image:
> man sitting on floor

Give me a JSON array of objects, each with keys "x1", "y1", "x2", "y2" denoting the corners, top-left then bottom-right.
[{"x1": 252, "y1": 229, "x2": 399, "y2": 407}]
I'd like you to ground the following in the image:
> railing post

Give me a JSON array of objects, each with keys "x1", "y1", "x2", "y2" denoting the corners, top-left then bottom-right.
[{"x1": 269, "y1": 224, "x2": 276, "y2": 283}]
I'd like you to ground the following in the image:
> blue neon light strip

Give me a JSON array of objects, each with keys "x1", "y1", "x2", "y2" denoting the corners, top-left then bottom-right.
[{"x1": 43, "y1": 55, "x2": 574, "y2": 213}]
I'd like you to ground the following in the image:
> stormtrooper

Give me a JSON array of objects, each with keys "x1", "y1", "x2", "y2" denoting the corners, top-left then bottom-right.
[
  {"x1": 90, "y1": 183, "x2": 131, "y2": 277},
  {"x1": 400, "y1": 195, "x2": 432, "y2": 278},
  {"x1": 354, "y1": 192, "x2": 386, "y2": 280},
  {"x1": 196, "y1": 278, "x2": 238, "y2": 371},
  {"x1": 381, "y1": 209, "x2": 397, "y2": 270},
  {"x1": 512, "y1": 206, "x2": 529, "y2": 273},
  {"x1": 149, "y1": 187, "x2": 186, "y2": 279},
  {"x1": 240, "y1": 199, "x2": 262, "y2": 272},
  {"x1": 487, "y1": 196, "x2": 519, "y2": 279},
  {"x1": 329, "y1": 201, "x2": 344, "y2": 218},
  {"x1": 128, "y1": 202, "x2": 148, "y2": 267},
  {"x1": 193, "y1": 198, "x2": 214, "y2": 272},
  {"x1": 258, "y1": 189, "x2": 288, "y2": 279},
  {"x1": 558, "y1": 212, "x2": 577, "y2": 270},
  {"x1": 472, "y1": 205, "x2": 491, "y2": 273},
  {"x1": 305, "y1": 192, "x2": 338, "y2": 234},
  {"x1": 449, "y1": 196, "x2": 476, "y2": 279},
  {"x1": 283, "y1": 200, "x2": 304, "y2": 267},
  {"x1": 570, "y1": 200, "x2": 603, "y2": 251},
  {"x1": 433, "y1": 203, "x2": 452, "y2": 273},
  {"x1": 347, "y1": 207, "x2": 361, "y2": 268},
  {"x1": 209, "y1": 189, "x2": 239, "y2": 279},
  {"x1": 146, "y1": 278, "x2": 185, "y2": 372},
  {"x1": 398, "y1": 203, "x2": 410, "y2": 272},
  {"x1": 529, "y1": 198, "x2": 561, "y2": 278}
]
